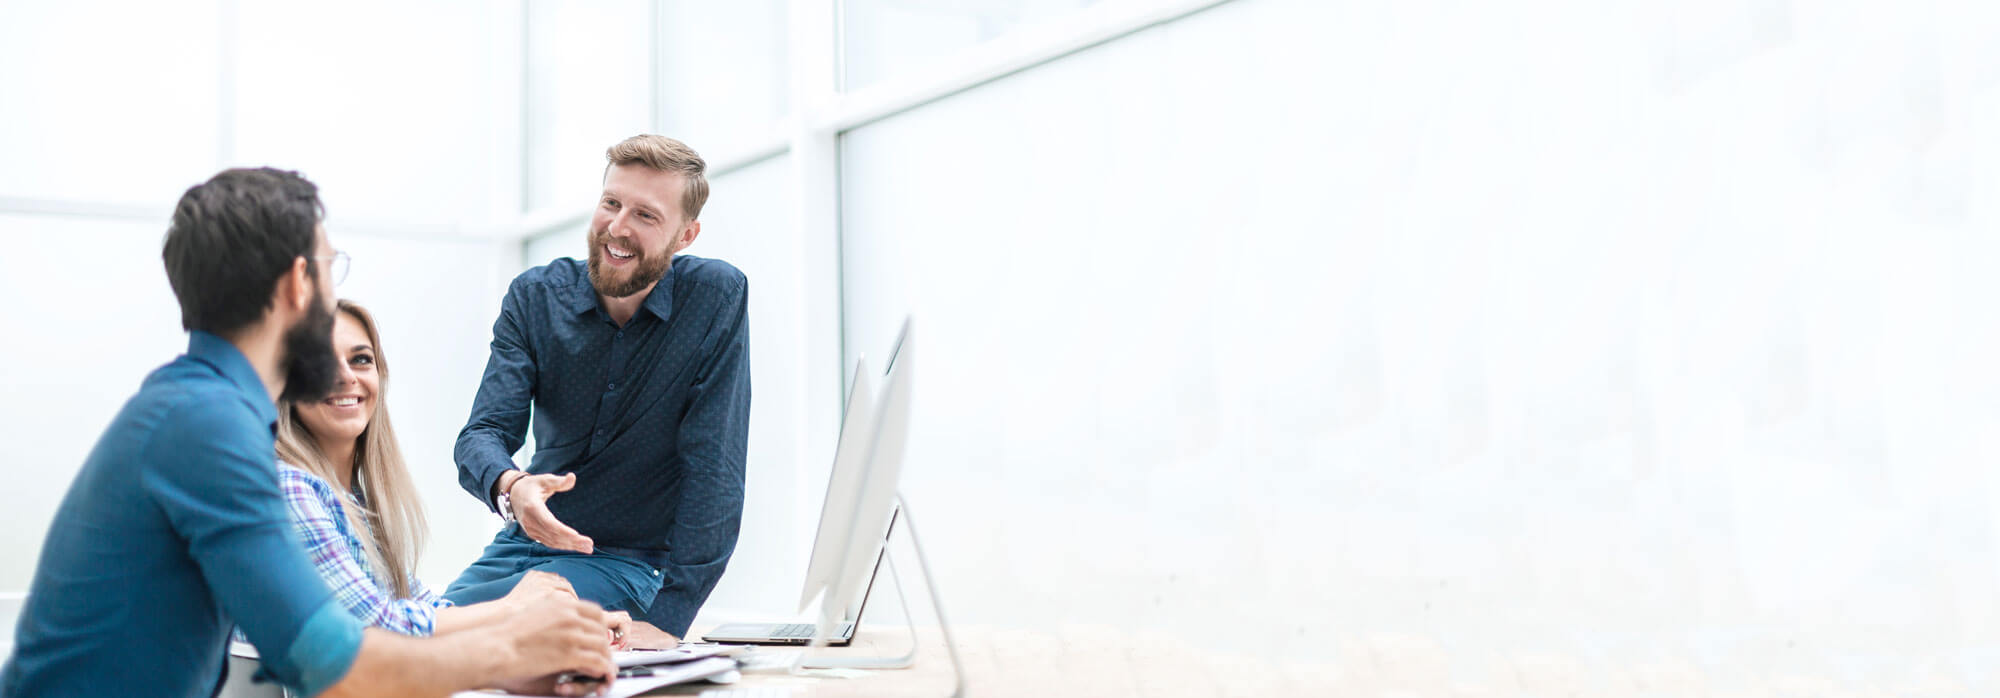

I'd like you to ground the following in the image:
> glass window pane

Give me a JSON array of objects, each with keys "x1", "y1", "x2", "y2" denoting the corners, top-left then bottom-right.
[
  {"x1": 657, "y1": 1, "x2": 789, "y2": 157},
  {"x1": 524, "y1": 0, "x2": 655, "y2": 213},
  {"x1": 523, "y1": 219, "x2": 587, "y2": 266},
  {"x1": 840, "y1": 0, "x2": 1099, "y2": 91},
  {"x1": 836, "y1": 0, "x2": 1333, "y2": 642},
  {"x1": 0, "y1": 213, "x2": 188, "y2": 589},
  {"x1": 0, "y1": 1, "x2": 221, "y2": 206},
  {"x1": 231, "y1": 0, "x2": 518, "y2": 226}
]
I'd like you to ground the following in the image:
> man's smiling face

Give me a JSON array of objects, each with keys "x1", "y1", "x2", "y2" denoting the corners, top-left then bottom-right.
[{"x1": 587, "y1": 163, "x2": 692, "y2": 299}]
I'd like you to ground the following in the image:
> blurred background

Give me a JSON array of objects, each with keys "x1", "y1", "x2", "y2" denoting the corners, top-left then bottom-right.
[{"x1": 6, "y1": 0, "x2": 2000, "y2": 694}]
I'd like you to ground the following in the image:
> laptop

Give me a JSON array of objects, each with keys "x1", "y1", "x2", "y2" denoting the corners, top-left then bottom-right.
[
  {"x1": 701, "y1": 509, "x2": 896, "y2": 646},
  {"x1": 702, "y1": 352, "x2": 896, "y2": 646}
]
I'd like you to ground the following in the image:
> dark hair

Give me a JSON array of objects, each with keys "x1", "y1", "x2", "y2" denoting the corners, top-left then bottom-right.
[{"x1": 162, "y1": 168, "x2": 326, "y2": 336}]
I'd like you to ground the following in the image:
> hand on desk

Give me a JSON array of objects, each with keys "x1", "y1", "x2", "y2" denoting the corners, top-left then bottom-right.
[
  {"x1": 490, "y1": 596, "x2": 619, "y2": 696},
  {"x1": 605, "y1": 611, "x2": 634, "y2": 651},
  {"x1": 499, "y1": 572, "x2": 637, "y2": 651},
  {"x1": 622, "y1": 620, "x2": 680, "y2": 650},
  {"x1": 509, "y1": 472, "x2": 595, "y2": 554}
]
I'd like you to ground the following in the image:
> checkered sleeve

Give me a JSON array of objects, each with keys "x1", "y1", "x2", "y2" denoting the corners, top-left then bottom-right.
[
  {"x1": 277, "y1": 464, "x2": 441, "y2": 636},
  {"x1": 407, "y1": 571, "x2": 454, "y2": 611}
]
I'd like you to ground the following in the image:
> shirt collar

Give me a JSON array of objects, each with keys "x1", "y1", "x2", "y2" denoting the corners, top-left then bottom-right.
[
  {"x1": 185, "y1": 329, "x2": 279, "y2": 427},
  {"x1": 566, "y1": 256, "x2": 679, "y2": 324}
]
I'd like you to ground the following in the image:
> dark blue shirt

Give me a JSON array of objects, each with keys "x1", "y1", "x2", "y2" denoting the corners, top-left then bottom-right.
[
  {"x1": 456, "y1": 255, "x2": 750, "y2": 635},
  {"x1": 3, "y1": 331, "x2": 363, "y2": 698}
]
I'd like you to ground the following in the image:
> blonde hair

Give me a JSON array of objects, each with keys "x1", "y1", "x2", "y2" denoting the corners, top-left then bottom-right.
[
  {"x1": 605, "y1": 134, "x2": 709, "y2": 220},
  {"x1": 275, "y1": 300, "x2": 428, "y2": 599}
]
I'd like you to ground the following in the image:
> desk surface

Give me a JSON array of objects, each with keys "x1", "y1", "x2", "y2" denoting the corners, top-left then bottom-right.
[{"x1": 639, "y1": 624, "x2": 1334, "y2": 698}]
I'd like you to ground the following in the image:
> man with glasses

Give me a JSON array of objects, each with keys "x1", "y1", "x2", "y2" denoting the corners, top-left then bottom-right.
[
  {"x1": 318, "y1": 250, "x2": 351, "y2": 286},
  {"x1": 2, "y1": 168, "x2": 617, "y2": 697}
]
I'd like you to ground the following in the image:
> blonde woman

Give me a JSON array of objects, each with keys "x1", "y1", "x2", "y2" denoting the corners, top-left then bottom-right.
[{"x1": 277, "y1": 300, "x2": 630, "y2": 642}]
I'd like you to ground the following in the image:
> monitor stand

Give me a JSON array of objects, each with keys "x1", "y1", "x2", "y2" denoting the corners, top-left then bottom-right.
[{"x1": 793, "y1": 493, "x2": 966, "y2": 698}]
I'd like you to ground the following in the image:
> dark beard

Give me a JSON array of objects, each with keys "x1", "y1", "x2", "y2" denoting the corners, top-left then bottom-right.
[
  {"x1": 277, "y1": 287, "x2": 339, "y2": 403},
  {"x1": 587, "y1": 229, "x2": 673, "y2": 299}
]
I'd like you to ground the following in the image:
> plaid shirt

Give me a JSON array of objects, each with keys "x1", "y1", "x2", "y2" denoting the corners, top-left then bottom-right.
[{"x1": 277, "y1": 462, "x2": 451, "y2": 636}]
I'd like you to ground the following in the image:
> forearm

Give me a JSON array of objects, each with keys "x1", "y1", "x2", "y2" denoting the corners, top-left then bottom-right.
[
  {"x1": 653, "y1": 464, "x2": 744, "y2": 634},
  {"x1": 491, "y1": 468, "x2": 525, "y2": 502},
  {"x1": 458, "y1": 284, "x2": 538, "y2": 509},
  {"x1": 431, "y1": 599, "x2": 517, "y2": 637},
  {"x1": 321, "y1": 628, "x2": 509, "y2": 698},
  {"x1": 456, "y1": 433, "x2": 524, "y2": 509}
]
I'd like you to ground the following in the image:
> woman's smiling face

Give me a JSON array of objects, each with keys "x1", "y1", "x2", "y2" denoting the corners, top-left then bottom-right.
[{"x1": 294, "y1": 310, "x2": 378, "y2": 447}]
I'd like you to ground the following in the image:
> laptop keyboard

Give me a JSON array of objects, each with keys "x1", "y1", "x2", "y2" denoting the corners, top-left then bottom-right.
[{"x1": 771, "y1": 622, "x2": 850, "y2": 638}]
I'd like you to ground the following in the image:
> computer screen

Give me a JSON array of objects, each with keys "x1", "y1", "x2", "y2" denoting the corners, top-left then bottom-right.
[
  {"x1": 815, "y1": 317, "x2": 915, "y2": 631},
  {"x1": 796, "y1": 356, "x2": 877, "y2": 614}
]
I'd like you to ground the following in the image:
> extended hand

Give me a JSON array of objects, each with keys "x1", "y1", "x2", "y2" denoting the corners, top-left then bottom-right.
[{"x1": 510, "y1": 473, "x2": 594, "y2": 554}]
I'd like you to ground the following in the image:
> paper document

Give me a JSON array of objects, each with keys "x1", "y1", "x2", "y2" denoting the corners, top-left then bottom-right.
[
  {"x1": 450, "y1": 656, "x2": 737, "y2": 698},
  {"x1": 617, "y1": 644, "x2": 742, "y2": 667}
]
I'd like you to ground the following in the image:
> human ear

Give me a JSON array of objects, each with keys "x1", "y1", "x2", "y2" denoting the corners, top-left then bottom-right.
[
  {"x1": 676, "y1": 220, "x2": 702, "y2": 251},
  {"x1": 286, "y1": 256, "x2": 312, "y2": 312}
]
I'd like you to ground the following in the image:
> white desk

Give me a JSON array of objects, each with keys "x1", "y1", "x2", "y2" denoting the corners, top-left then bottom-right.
[{"x1": 632, "y1": 624, "x2": 1335, "y2": 697}]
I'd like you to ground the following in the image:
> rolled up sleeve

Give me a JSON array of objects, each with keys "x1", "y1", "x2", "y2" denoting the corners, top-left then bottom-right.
[{"x1": 146, "y1": 405, "x2": 363, "y2": 696}]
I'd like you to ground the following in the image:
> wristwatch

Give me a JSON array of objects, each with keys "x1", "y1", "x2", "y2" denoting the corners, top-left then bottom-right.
[{"x1": 496, "y1": 473, "x2": 519, "y2": 523}]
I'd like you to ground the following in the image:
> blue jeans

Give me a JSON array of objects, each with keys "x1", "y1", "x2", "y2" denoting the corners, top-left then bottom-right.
[{"x1": 444, "y1": 523, "x2": 665, "y2": 616}]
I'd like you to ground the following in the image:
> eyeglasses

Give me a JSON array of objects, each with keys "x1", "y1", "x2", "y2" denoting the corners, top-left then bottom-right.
[{"x1": 315, "y1": 250, "x2": 351, "y2": 287}]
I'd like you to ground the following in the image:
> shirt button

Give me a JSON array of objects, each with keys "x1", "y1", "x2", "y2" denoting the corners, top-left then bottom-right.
[
  {"x1": 596, "y1": 427, "x2": 606, "y2": 436},
  {"x1": 616, "y1": 331, "x2": 624, "y2": 339},
  {"x1": 607, "y1": 382, "x2": 617, "y2": 391}
]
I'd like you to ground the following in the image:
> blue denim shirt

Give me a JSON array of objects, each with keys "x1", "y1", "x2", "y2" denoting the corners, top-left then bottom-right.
[
  {"x1": 2, "y1": 331, "x2": 363, "y2": 697},
  {"x1": 456, "y1": 255, "x2": 750, "y2": 635}
]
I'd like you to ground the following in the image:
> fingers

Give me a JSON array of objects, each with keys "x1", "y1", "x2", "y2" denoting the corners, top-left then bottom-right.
[
  {"x1": 524, "y1": 569, "x2": 576, "y2": 592},
  {"x1": 536, "y1": 603, "x2": 616, "y2": 670},
  {"x1": 521, "y1": 502, "x2": 594, "y2": 554},
  {"x1": 517, "y1": 473, "x2": 593, "y2": 553},
  {"x1": 503, "y1": 599, "x2": 619, "y2": 695},
  {"x1": 604, "y1": 611, "x2": 632, "y2": 650},
  {"x1": 562, "y1": 607, "x2": 617, "y2": 689},
  {"x1": 550, "y1": 654, "x2": 617, "y2": 698},
  {"x1": 520, "y1": 570, "x2": 578, "y2": 597}
]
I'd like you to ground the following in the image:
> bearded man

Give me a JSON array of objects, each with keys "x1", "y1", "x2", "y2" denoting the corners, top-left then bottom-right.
[
  {"x1": 444, "y1": 135, "x2": 750, "y2": 648},
  {"x1": 3, "y1": 167, "x2": 617, "y2": 697}
]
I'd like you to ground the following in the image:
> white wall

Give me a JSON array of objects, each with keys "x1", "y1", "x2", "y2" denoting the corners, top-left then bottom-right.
[
  {"x1": 841, "y1": 0, "x2": 2000, "y2": 691},
  {"x1": 523, "y1": 0, "x2": 654, "y2": 213},
  {"x1": 0, "y1": 1, "x2": 222, "y2": 206},
  {"x1": 0, "y1": 214, "x2": 189, "y2": 587},
  {"x1": 655, "y1": 0, "x2": 790, "y2": 155},
  {"x1": 11, "y1": 0, "x2": 2000, "y2": 691},
  {"x1": 0, "y1": 0, "x2": 528, "y2": 598}
]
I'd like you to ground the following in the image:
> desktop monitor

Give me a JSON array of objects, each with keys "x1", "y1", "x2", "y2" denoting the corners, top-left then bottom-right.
[
  {"x1": 701, "y1": 318, "x2": 916, "y2": 647},
  {"x1": 815, "y1": 317, "x2": 915, "y2": 635},
  {"x1": 796, "y1": 356, "x2": 877, "y2": 613},
  {"x1": 703, "y1": 354, "x2": 884, "y2": 646}
]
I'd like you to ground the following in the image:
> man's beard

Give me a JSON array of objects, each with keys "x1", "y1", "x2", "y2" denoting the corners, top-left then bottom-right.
[
  {"x1": 587, "y1": 227, "x2": 673, "y2": 299},
  {"x1": 277, "y1": 287, "x2": 340, "y2": 403}
]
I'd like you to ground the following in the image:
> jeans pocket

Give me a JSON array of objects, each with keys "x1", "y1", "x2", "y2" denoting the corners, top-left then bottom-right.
[{"x1": 602, "y1": 555, "x2": 667, "y2": 614}]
